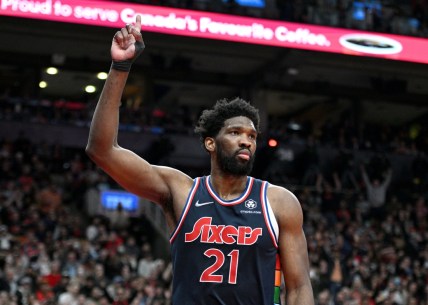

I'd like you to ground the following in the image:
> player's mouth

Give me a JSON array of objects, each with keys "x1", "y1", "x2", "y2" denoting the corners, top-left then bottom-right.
[{"x1": 236, "y1": 149, "x2": 251, "y2": 161}]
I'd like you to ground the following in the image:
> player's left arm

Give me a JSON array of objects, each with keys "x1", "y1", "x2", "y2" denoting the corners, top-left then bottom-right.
[{"x1": 268, "y1": 185, "x2": 314, "y2": 305}]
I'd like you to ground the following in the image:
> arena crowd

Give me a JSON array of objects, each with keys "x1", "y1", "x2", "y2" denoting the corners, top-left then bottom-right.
[
  {"x1": 0, "y1": 1, "x2": 427, "y2": 304},
  {"x1": 0, "y1": 106, "x2": 426, "y2": 304}
]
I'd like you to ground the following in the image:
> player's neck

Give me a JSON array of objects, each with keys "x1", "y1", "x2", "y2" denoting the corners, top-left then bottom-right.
[{"x1": 209, "y1": 171, "x2": 248, "y2": 201}]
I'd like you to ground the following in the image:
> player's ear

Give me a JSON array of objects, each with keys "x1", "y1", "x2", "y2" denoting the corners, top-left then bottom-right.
[{"x1": 205, "y1": 137, "x2": 215, "y2": 152}]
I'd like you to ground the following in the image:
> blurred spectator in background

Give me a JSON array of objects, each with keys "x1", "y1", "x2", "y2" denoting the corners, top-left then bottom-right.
[
  {"x1": 360, "y1": 162, "x2": 392, "y2": 220},
  {"x1": 57, "y1": 279, "x2": 80, "y2": 305},
  {"x1": 106, "y1": 203, "x2": 130, "y2": 231}
]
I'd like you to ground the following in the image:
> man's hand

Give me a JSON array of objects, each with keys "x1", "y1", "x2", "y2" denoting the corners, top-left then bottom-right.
[{"x1": 111, "y1": 15, "x2": 145, "y2": 71}]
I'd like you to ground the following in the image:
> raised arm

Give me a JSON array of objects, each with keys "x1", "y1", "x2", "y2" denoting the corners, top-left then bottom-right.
[
  {"x1": 86, "y1": 16, "x2": 191, "y2": 207},
  {"x1": 360, "y1": 164, "x2": 371, "y2": 187},
  {"x1": 269, "y1": 186, "x2": 314, "y2": 305},
  {"x1": 382, "y1": 168, "x2": 393, "y2": 187}
]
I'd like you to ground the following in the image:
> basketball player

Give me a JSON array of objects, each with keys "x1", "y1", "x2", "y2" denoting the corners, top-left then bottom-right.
[{"x1": 86, "y1": 15, "x2": 314, "y2": 305}]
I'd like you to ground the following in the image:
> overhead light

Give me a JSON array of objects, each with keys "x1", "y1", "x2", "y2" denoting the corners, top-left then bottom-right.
[
  {"x1": 85, "y1": 85, "x2": 97, "y2": 93},
  {"x1": 46, "y1": 67, "x2": 58, "y2": 75},
  {"x1": 288, "y1": 123, "x2": 302, "y2": 131},
  {"x1": 268, "y1": 138, "x2": 278, "y2": 147},
  {"x1": 97, "y1": 72, "x2": 108, "y2": 80},
  {"x1": 39, "y1": 81, "x2": 47, "y2": 88},
  {"x1": 287, "y1": 67, "x2": 299, "y2": 76}
]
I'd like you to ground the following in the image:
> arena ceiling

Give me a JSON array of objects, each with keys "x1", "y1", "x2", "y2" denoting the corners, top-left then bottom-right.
[{"x1": 1, "y1": 14, "x2": 428, "y2": 125}]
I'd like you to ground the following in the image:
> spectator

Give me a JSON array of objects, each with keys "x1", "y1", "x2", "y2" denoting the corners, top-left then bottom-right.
[
  {"x1": 0, "y1": 265, "x2": 19, "y2": 296},
  {"x1": 58, "y1": 280, "x2": 80, "y2": 305},
  {"x1": 36, "y1": 182, "x2": 62, "y2": 214},
  {"x1": 137, "y1": 244, "x2": 161, "y2": 280},
  {"x1": 0, "y1": 225, "x2": 13, "y2": 253},
  {"x1": 42, "y1": 260, "x2": 62, "y2": 289},
  {"x1": 61, "y1": 250, "x2": 80, "y2": 279},
  {"x1": 107, "y1": 203, "x2": 130, "y2": 231},
  {"x1": 360, "y1": 163, "x2": 392, "y2": 220},
  {"x1": 15, "y1": 276, "x2": 33, "y2": 305},
  {"x1": 317, "y1": 289, "x2": 332, "y2": 305},
  {"x1": 34, "y1": 278, "x2": 54, "y2": 304}
]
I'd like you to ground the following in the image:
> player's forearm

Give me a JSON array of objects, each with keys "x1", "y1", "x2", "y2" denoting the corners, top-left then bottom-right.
[
  {"x1": 286, "y1": 284, "x2": 314, "y2": 305},
  {"x1": 86, "y1": 69, "x2": 129, "y2": 159}
]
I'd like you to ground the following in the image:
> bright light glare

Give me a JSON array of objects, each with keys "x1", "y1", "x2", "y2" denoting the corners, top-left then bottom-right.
[
  {"x1": 268, "y1": 139, "x2": 278, "y2": 147},
  {"x1": 85, "y1": 85, "x2": 97, "y2": 93},
  {"x1": 97, "y1": 72, "x2": 108, "y2": 80},
  {"x1": 39, "y1": 81, "x2": 47, "y2": 88},
  {"x1": 46, "y1": 67, "x2": 58, "y2": 75}
]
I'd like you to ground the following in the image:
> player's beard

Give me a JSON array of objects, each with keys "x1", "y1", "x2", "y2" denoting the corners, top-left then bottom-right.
[{"x1": 216, "y1": 142, "x2": 255, "y2": 176}]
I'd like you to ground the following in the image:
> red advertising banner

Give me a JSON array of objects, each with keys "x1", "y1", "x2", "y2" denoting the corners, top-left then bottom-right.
[{"x1": 1, "y1": 0, "x2": 428, "y2": 64}]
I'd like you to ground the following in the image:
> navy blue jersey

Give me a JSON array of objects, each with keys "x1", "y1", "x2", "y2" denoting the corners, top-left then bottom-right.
[{"x1": 170, "y1": 176, "x2": 280, "y2": 305}]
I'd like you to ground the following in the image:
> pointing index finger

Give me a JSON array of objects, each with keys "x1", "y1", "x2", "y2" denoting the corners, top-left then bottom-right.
[{"x1": 135, "y1": 15, "x2": 141, "y2": 32}]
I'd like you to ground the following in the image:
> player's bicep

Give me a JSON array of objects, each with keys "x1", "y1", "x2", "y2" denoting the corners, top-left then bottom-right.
[
  {"x1": 279, "y1": 223, "x2": 310, "y2": 290},
  {"x1": 272, "y1": 189, "x2": 311, "y2": 290},
  {"x1": 91, "y1": 146, "x2": 172, "y2": 204}
]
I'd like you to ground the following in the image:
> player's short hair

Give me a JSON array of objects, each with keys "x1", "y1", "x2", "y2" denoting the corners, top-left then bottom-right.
[{"x1": 194, "y1": 97, "x2": 260, "y2": 146}]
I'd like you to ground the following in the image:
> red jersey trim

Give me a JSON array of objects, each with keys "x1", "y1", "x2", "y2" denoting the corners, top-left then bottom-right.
[
  {"x1": 206, "y1": 176, "x2": 254, "y2": 206},
  {"x1": 260, "y1": 181, "x2": 278, "y2": 248}
]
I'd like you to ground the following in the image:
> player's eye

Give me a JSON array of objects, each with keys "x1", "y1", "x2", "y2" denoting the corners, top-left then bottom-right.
[{"x1": 249, "y1": 134, "x2": 256, "y2": 140}]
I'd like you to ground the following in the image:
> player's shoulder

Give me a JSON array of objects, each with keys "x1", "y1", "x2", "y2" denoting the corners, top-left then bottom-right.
[
  {"x1": 265, "y1": 182, "x2": 303, "y2": 221},
  {"x1": 265, "y1": 182, "x2": 298, "y2": 204},
  {"x1": 155, "y1": 165, "x2": 195, "y2": 190}
]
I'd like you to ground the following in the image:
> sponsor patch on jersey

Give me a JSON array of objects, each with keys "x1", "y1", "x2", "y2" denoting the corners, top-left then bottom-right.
[
  {"x1": 240, "y1": 199, "x2": 261, "y2": 214},
  {"x1": 245, "y1": 199, "x2": 257, "y2": 209}
]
